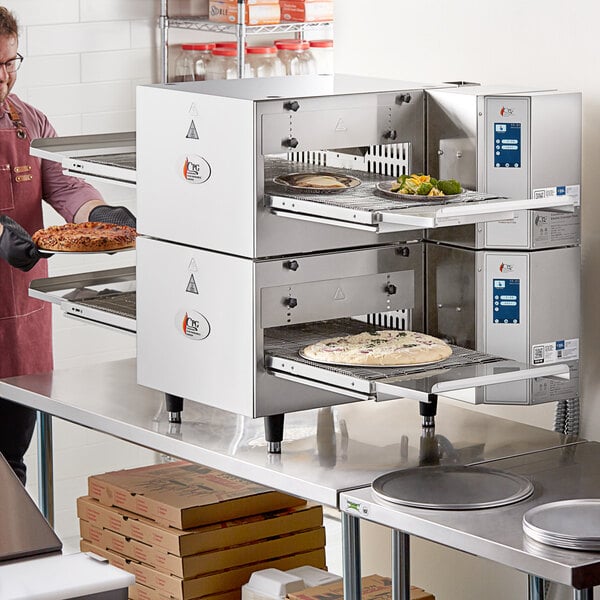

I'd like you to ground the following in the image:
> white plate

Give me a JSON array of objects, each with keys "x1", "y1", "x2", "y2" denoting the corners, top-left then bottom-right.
[
  {"x1": 274, "y1": 172, "x2": 361, "y2": 194},
  {"x1": 376, "y1": 180, "x2": 463, "y2": 201}
]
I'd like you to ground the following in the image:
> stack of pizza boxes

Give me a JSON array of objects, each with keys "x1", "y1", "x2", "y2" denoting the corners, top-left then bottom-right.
[
  {"x1": 78, "y1": 461, "x2": 326, "y2": 600},
  {"x1": 208, "y1": 0, "x2": 281, "y2": 26}
]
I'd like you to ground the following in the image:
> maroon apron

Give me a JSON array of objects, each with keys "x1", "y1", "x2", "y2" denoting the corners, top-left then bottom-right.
[{"x1": 0, "y1": 99, "x2": 52, "y2": 378}]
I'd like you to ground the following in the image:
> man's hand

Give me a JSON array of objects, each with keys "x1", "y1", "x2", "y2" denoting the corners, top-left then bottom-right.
[
  {"x1": 0, "y1": 215, "x2": 43, "y2": 272},
  {"x1": 88, "y1": 205, "x2": 136, "y2": 229}
]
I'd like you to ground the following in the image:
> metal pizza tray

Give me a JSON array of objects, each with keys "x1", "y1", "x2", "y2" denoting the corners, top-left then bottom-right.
[
  {"x1": 523, "y1": 499, "x2": 600, "y2": 550},
  {"x1": 372, "y1": 465, "x2": 534, "y2": 510}
]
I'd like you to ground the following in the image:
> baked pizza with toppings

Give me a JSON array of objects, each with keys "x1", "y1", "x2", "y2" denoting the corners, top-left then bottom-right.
[
  {"x1": 301, "y1": 330, "x2": 453, "y2": 367},
  {"x1": 33, "y1": 222, "x2": 137, "y2": 252}
]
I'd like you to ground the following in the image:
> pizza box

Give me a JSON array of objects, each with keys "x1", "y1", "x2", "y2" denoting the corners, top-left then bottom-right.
[
  {"x1": 129, "y1": 581, "x2": 241, "y2": 600},
  {"x1": 81, "y1": 519, "x2": 326, "y2": 579},
  {"x1": 88, "y1": 461, "x2": 306, "y2": 529},
  {"x1": 77, "y1": 496, "x2": 323, "y2": 557},
  {"x1": 81, "y1": 540, "x2": 326, "y2": 600},
  {"x1": 288, "y1": 575, "x2": 434, "y2": 600}
]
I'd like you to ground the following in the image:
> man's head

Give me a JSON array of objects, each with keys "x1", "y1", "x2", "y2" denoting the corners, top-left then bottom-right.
[{"x1": 0, "y1": 7, "x2": 19, "y2": 104}]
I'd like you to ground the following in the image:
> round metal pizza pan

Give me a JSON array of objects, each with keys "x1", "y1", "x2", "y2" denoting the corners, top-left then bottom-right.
[
  {"x1": 375, "y1": 180, "x2": 463, "y2": 201},
  {"x1": 298, "y1": 348, "x2": 450, "y2": 368},
  {"x1": 37, "y1": 246, "x2": 135, "y2": 256},
  {"x1": 522, "y1": 499, "x2": 600, "y2": 550},
  {"x1": 273, "y1": 172, "x2": 361, "y2": 194},
  {"x1": 372, "y1": 465, "x2": 534, "y2": 510}
]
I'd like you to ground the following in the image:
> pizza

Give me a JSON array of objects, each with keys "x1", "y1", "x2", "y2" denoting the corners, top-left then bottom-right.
[
  {"x1": 301, "y1": 330, "x2": 453, "y2": 367},
  {"x1": 293, "y1": 174, "x2": 347, "y2": 189},
  {"x1": 32, "y1": 222, "x2": 137, "y2": 252}
]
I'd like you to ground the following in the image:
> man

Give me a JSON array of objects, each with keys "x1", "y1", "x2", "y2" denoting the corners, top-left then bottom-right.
[{"x1": 0, "y1": 7, "x2": 135, "y2": 485}]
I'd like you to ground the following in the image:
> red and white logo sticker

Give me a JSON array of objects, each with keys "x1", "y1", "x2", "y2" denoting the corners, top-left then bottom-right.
[
  {"x1": 181, "y1": 154, "x2": 211, "y2": 184},
  {"x1": 177, "y1": 310, "x2": 210, "y2": 340}
]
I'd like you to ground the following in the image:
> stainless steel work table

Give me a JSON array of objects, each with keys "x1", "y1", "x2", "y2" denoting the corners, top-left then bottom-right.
[
  {"x1": 0, "y1": 358, "x2": 587, "y2": 600},
  {"x1": 341, "y1": 442, "x2": 600, "y2": 599}
]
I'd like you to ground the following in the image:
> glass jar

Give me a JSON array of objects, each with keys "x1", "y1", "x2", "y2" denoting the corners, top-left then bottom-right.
[
  {"x1": 190, "y1": 42, "x2": 215, "y2": 81},
  {"x1": 173, "y1": 44, "x2": 198, "y2": 82},
  {"x1": 245, "y1": 46, "x2": 285, "y2": 78},
  {"x1": 275, "y1": 40, "x2": 317, "y2": 76},
  {"x1": 205, "y1": 47, "x2": 239, "y2": 80},
  {"x1": 308, "y1": 39, "x2": 333, "y2": 75}
]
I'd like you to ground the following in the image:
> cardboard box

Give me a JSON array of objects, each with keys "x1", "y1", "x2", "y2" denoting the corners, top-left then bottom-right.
[
  {"x1": 78, "y1": 496, "x2": 323, "y2": 557},
  {"x1": 208, "y1": 1, "x2": 280, "y2": 24},
  {"x1": 88, "y1": 462, "x2": 305, "y2": 529},
  {"x1": 130, "y1": 581, "x2": 240, "y2": 600},
  {"x1": 280, "y1": 1, "x2": 333, "y2": 22},
  {"x1": 81, "y1": 519, "x2": 326, "y2": 579},
  {"x1": 81, "y1": 540, "x2": 326, "y2": 600},
  {"x1": 287, "y1": 574, "x2": 434, "y2": 600}
]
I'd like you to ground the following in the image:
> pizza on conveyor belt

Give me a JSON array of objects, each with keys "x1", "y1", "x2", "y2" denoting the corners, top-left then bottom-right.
[
  {"x1": 32, "y1": 222, "x2": 137, "y2": 252},
  {"x1": 301, "y1": 330, "x2": 453, "y2": 367}
]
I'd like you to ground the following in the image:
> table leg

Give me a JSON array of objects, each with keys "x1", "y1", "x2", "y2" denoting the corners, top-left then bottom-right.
[
  {"x1": 392, "y1": 531, "x2": 410, "y2": 600},
  {"x1": 36, "y1": 411, "x2": 54, "y2": 526},
  {"x1": 528, "y1": 575, "x2": 547, "y2": 600},
  {"x1": 573, "y1": 589, "x2": 594, "y2": 600},
  {"x1": 342, "y1": 512, "x2": 361, "y2": 600}
]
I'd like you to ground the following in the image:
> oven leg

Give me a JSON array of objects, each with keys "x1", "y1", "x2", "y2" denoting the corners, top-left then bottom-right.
[
  {"x1": 419, "y1": 394, "x2": 438, "y2": 429},
  {"x1": 392, "y1": 530, "x2": 410, "y2": 600},
  {"x1": 342, "y1": 511, "x2": 361, "y2": 600},
  {"x1": 36, "y1": 411, "x2": 54, "y2": 526},
  {"x1": 528, "y1": 575, "x2": 547, "y2": 600},
  {"x1": 165, "y1": 394, "x2": 183, "y2": 424},
  {"x1": 264, "y1": 414, "x2": 284, "y2": 453},
  {"x1": 573, "y1": 589, "x2": 594, "y2": 600}
]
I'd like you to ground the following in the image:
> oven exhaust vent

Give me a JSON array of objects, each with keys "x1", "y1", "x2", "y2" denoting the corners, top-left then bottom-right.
[{"x1": 354, "y1": 309, "x2": 411, "y2": 331}]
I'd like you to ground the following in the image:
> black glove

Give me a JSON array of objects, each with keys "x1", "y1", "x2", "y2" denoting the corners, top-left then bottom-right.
[
  {"x1": 0, "y1": 215, "x2": 43, "y2": 272},
  {"x1": 88, "y1": 205, "x2": 136, "y2": 228}
]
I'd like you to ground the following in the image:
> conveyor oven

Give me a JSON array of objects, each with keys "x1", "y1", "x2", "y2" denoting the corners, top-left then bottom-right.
[{"x1": 132, "y1": 75, "x2": 579, "y2": 450}]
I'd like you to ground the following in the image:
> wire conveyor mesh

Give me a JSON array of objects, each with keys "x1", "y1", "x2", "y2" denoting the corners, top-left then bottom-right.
[
  {"x1": 265, "y1": 318, "x2": 502, "y2": 383},
  {"x1": 81, "y1": 152, "x2": 136, "y2": 170},
  {"x1": 264, "y1": 158, "x2": 494, "y2": 214},
  {"x1": 74, "y1": 291, "x2": 137, "y2": 319}
]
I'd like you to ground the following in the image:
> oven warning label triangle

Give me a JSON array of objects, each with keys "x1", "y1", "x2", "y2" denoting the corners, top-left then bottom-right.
[
  {"x1": 335, "y1": 118, "x2": 347, "y2": 132},
  {"x1": 333, "y1": 287, "x2": 346, "y2": 300},
  {"x1": 186, "y1": 121, "x2": 199, "y2": 139},
  {"x1": 186, "y1": 274, "x2": 199, "y2": 294},
  {"x1": 189, "y1": 103, "x2": 199, "y2": 116},
  {"x1": 188, "y1": 258, "x2": 198, "y2": 272}
]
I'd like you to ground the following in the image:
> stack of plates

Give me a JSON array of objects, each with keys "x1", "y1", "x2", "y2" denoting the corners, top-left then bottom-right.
[{"x1": 523, "y1": 499, "x2": 600, "y2": 550}]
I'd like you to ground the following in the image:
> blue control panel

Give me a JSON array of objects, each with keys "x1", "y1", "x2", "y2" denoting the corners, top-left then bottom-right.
[
  {"x1": 494, "y1": 122, "x2": 521, "y2": 168},
  {"x1": 493, "y1": 279, "x2": 520, "y2": 324}
]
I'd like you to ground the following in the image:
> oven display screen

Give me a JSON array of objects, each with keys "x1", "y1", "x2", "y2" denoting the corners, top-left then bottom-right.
[
  {"x1": 493, "y1": 122, "x2": 521, "y2": 168},
  {"x1": 493, "y1": 278, "x2": 520, "y2": 324}
]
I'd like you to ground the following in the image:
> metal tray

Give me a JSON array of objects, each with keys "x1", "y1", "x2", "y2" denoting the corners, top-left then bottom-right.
[
  {"x1": 38, "y1": 246, "x2": 135, "y2": 256},
  {"x1": 372, "y1": 465, "x2": 534, "y2": 510},
  {"x1": 273, "y1": 171, "x2": 361, "y2": 194},
  {"x1": 523, "y1": 499, "x2": 600, "y2": 550}
]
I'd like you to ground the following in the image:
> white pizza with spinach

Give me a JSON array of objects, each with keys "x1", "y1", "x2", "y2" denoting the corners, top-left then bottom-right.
[{"x1": 301, "y1": 330, "x2": 452, "y2": 367}]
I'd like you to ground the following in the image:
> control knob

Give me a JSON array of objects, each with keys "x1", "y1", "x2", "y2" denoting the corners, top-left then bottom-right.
[
  {"x1": 385, "y1": 283, "x2": 397, "y2": 295},
  {"x1": 284, "y1": 100, "x2": 300, "y2": 112},
  {"x1": 282, "y1": 137, "x2": 299, "y2": 149},
  {"x1": 284, "y1": 297, "x2": 298, "y2": 309},
  {"x1": 285, "y1": 260, "x2": 299, "y2": 271}
]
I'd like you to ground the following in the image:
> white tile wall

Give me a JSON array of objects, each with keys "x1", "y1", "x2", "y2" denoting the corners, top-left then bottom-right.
[{"x1": 3, "y1": 0, "x2": 160, "y2": 544}]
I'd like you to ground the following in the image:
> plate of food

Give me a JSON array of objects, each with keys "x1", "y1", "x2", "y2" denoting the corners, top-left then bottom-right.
[
  {"x1": 376, "y1": 174, "x2": 463, "y2": 201},
  {"x1": 33, "y1": 222, "x2": 137, "y2": 254},
  {"x1": 273, "y1": 172, "x2": 361, "y2": 194},
  {"x1": 300, "y1": 329, "x2": 453, "y2": 368}
]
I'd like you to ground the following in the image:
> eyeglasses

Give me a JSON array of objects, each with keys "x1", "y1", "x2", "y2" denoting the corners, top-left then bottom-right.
[{"x1": 0, "y1": 53, "x2": 23, "y2": 73}]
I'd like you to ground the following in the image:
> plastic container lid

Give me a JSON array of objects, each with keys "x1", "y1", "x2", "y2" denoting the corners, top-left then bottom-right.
[
  {"x1": 215, "y1": 41, "x2": 246, "y2": 48},
  {"x1": 246, "y1": 46, "x2": 277, "y2": 54},
  {"x1": 211, "y1": 48, "x2": 238, "y2": 57},
  {"x1": 182, "y1": 43, "x2": 216, "y2": 51},
  {"x1": 275, "y1": 40, "x2": 310, "y2": 51},
  {"x1": 309, "y1": 39, "x2": 333, "y2": 48}
]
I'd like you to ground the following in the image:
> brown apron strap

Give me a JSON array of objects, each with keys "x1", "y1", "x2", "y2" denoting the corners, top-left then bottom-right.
[{"x1": 4, "y1": 99, "x2": 27, "y2": 139}]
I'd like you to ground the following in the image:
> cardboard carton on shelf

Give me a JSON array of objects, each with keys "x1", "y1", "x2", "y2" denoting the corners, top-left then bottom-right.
[
  {"x1": 129, "y1": 581, "x2": 241, "y2": 600},
  {"x1": 280, "y1": 0, "x2": 333, "y2": 22},
  {"x1": 88, "y1": 461, "x2": 305, "y2": 529},
  {"x1": 287, "y1": 574, "x2": 434, "y2": 600},
  {"x1": 77, "y1": 496, "x2": 323, "y2": 557},
  {"x1": 81, "y1": 540, "x2": 326, "y2": 600},
  {"x1": 81, "y1": 519, "x2": 326, "y2": 579},
  {"x1": 208, "y1": 1, "x2": 280, "y2": 25}
]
